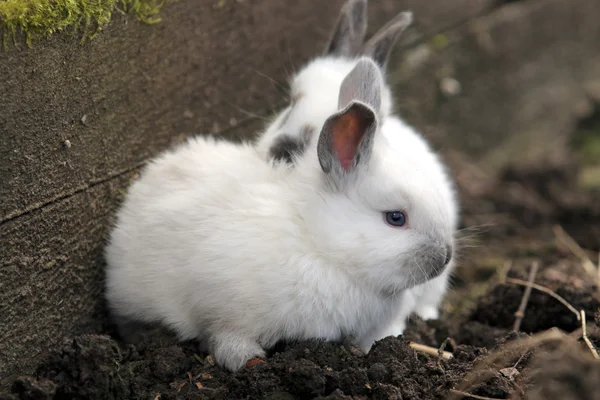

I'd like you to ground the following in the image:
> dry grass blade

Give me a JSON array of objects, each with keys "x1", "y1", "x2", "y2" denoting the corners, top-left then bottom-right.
[
  {"x1": 439, "y1": 337, "x2": 454, "y2": 358},
  {"x1": 497, "y1": 260, "x2": 513, "y2": 284},
  {"x1": 446, "y1": 329, "x2": 567, "y2": 400},
  {"x1": 505, "y1": 278, "x2": 580, "y2": 321},
  {"x1": 580, "y1": 310, "x2": 600, "y2": 359},
  {"x1": 409, "y1": 342, "x2": 453, "y2": 360},
  {"x1": 513, "y1": 262, "x2": 540, "y2": 331},
  {"x1": 553, "y1": 225, "x2": 597, "y2": 280}
]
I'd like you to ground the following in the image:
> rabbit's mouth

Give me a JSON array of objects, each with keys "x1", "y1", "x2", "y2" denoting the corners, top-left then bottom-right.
[
  {"x1": 423, "y1": 262, "x2": 447, "y2": 280},
  {"x1": 410, "y1": 244, "x2": 452, "y2": 284}
]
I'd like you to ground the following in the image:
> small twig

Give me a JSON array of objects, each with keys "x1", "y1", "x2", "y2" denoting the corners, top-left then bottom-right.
[
  {"x1": 409, "y1": 342, "x2": 453, "y2": 360},
  {"x1": 437, "y1": 337, "x2": 454, "y2": 367},
  {"x1": 439, "y1": 337, "x2": 453, "y2": 357},
  {"x1": 511, "y1": 346, "x2": 529, "y2": 369},
  {"x1": 505, "y1": 278, "x2": 580, "y2": 321},
  {"x1": 580, "y1": 310, "x2": 600, "y2": 359},
  {"x1": 498, "y1": 260, "x2": 513, "y2": 284},
  {"x1": 512, "y1": 262, "x2": 540, "y2": 331},
  {"x1": 553, "y1": 225, "x2": 597, "y2": 279},
  {"x1": 448, "y1": 389, "x2": 501, "y2": 400}
]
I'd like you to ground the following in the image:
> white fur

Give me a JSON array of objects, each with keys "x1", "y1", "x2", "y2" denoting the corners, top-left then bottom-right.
[
  {"x1": 255, "y1": 56, "x2": 459, "y2": 333},
  {"x1": 105, "y1": 64, "x2": 457, "y2": 370}
]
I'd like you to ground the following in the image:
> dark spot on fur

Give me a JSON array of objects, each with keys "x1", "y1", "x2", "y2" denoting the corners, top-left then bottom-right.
[
  {"x1": 269, "y1": 136, "x2": 306, "y2": 164},
  {"x1": 269, "y1": 125, "x2": 315, "y2": 165}
]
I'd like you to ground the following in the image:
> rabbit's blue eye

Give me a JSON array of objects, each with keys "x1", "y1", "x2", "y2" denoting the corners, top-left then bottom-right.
[{"x1": 385, "y1": 211, "x2": 407, "y2": 227}]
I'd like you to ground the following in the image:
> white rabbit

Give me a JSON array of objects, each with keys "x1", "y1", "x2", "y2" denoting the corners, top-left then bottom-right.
[
  {"x1": 104, "y1": 57, "x2": 455, "y2": 372},
  {"x1": 255, "y1": 0, "x2": 458, "y2": 328}
]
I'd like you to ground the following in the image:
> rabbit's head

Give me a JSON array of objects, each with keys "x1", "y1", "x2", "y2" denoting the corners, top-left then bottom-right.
[
  {"x1": 258, "y1": 0, "x2": 412, "y2": 164},
  {"x1": 294, "y1": 57, "x2": 456, "y2": 294}
]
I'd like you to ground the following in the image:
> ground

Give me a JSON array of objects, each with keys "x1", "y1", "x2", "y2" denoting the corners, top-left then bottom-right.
[{"x1": 1, "y1": 151, "x2": 599, "y2": 400}]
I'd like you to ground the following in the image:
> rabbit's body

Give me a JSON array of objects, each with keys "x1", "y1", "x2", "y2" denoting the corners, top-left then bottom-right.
[
  {"x1": 106, "y1": 0, "x2": 458, "y2": 371},
  {"x1": 106, "y1": 58, "x2": 455, "y2": 371}
]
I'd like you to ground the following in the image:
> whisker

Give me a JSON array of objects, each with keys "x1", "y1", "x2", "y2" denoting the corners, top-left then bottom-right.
[
  {"x1": 276, "y1": 42, "x2": 294, "y2": 84},
  {"x1": 455, "y1": 225, "x2": 494, "y2": 237},
  {"x1": 223, "y1": 101, "x2": 273, "y2": 122},
  {"x1": 254, "y1": 69, "x2": 290, "y2": 97},
  {"x1": 415, "y1": 258, "x2": 426, "y2": 281},
  {"x1": 457, "y1": 222, "x2": 496, "y2": 231},
  {"x1": 285, "y1": 41, "x2": 298, "y2": 78}
]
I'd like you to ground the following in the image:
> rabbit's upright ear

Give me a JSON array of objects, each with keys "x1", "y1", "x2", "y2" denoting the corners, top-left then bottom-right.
[
  {"x1": 362, "y1": 11, "x2": 412, "y2": 69},
  {"x1": 317, "y1": 58, "x2": 382, "y2": 181},
  {"x1": 338, "y1": 57, "x2": 382, "y2": 112},
  {"x1": 325, "y1": 0, "x2": 368, "y2": 57}
]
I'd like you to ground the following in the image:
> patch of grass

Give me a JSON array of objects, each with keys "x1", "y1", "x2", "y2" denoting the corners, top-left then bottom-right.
[{"x1": 0, "y1": 0, "x2": 167, "y2": 48}]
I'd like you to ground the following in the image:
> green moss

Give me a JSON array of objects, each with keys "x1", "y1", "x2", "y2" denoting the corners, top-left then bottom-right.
[{"x1": 0, "y1": 0, "x2": 167, "y2": 48}]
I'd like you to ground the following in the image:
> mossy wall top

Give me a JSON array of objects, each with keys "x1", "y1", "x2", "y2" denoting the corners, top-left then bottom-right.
[{"x1": 0, "y1": 0, "x2": 166, "y2": 47}]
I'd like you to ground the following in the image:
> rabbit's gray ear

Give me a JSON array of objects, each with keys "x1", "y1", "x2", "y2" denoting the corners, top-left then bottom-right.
[
  {"x1": 325, "y1": 0, "x2": 368, "y2": 57},
  {"x1": 317, "y1": 58, "x2": 381, "y2": 179},
  {"x1": 317, "y1": 102, "x2": 378, "y2": 179},
  {"x1": 338, "y1": 57, "x2": 382, "y2": 115},
  {"x1": 362, "y1": 11, "x2": 412, "y2": 68}
]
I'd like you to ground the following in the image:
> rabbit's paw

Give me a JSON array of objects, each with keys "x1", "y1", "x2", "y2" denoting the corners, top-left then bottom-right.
[
  {"x1": 210, "y1": 332, "x2": 266, "y2": 372},
  {"x1": 414, "y1": 305, "x2": 439, "y2": 321}
]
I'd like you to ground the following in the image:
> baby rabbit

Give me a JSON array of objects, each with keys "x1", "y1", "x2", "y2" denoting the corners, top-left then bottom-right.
[
  {"x1": 255, "y1": 0, "x2": 458, "y2": 326},
  {"x1": 104, "y1": 57, "x2": 455, "y2": 372}
]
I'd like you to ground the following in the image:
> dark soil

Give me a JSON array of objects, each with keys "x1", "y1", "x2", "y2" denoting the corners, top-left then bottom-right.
[{"x1": 2, "y1": 160, "x2": 600, "y2": 400}]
